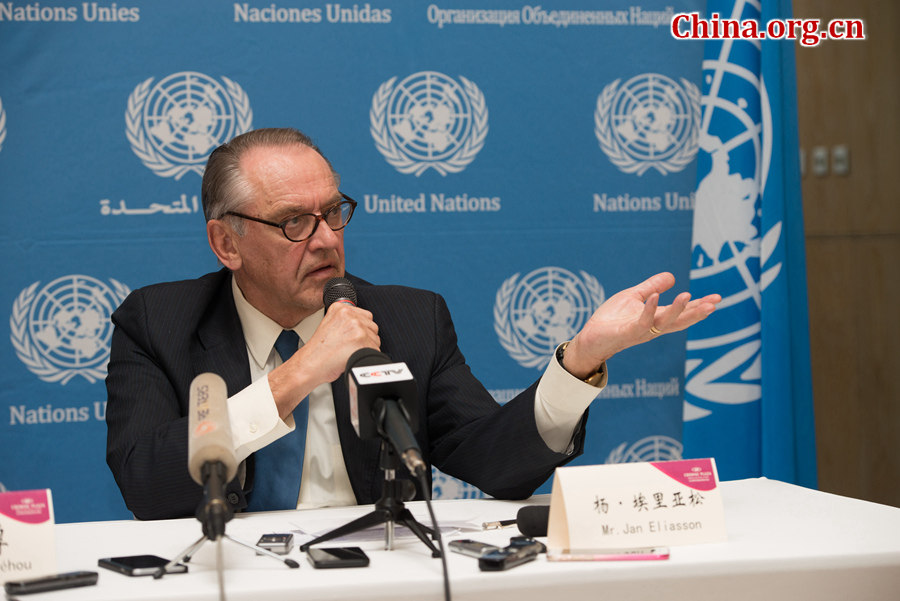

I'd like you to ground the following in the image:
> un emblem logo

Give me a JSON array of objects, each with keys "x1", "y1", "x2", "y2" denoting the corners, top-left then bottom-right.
[
  {"x1": 494, "y1": 267, "x2": 605, "y2": 370},
  {"x1": 431, "y1": 468, "x2": 485, "y2": 501},
  {"x1": 10, "y1": 276, "x2": 131, "y2": 384},
  {"x1": 605, "y1": 436, "x2": 684, "y2": 464},
  {"x1": 0, "y1": 95, "x2": 6, "y2": 153},
  {"x1": 595, "y1": 73, "x2": 700, "y2": 176},
  {"x1": 370, "y1": 71, "x2": 488, "y2": 176},
  {"x1": 684, "y1": 12, "x2": 782, "y2": 422},
  {"x1": 126, "y1": 71, "x2": 253, "y2": 180}
]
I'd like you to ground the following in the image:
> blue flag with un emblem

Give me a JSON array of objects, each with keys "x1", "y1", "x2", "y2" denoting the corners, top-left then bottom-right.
[{"x1": 682, "y1": 0, "x2": 817, "y2": 486}]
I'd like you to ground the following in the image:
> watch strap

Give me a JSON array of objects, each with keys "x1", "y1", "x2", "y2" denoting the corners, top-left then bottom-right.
[{"x1": 556, "y1": 341, "x2": 606, "y2": 387}]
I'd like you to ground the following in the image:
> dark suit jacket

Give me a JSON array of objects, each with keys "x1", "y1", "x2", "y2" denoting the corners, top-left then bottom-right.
[{"x1": 105, "y1": 269, "x2": 586, "y2": 520}]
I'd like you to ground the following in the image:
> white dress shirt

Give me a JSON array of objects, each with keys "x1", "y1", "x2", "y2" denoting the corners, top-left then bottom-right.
[{"x1": 225, "y1": 278, "x2": 606, "y2": 509}]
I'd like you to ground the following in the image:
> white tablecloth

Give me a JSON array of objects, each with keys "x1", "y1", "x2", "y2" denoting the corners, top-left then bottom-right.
[{"x1": 16, "y1": 478, "x2": 900, "y2": 600}]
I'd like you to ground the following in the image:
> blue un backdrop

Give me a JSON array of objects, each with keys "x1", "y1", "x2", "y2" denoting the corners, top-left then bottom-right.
[{"x1": 0, "y1": 0, "x2": 712, "y2": 522}]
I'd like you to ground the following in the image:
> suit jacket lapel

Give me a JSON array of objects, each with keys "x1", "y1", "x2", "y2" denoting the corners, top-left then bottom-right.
[{"x1": 192, "y1": 270, "x2": 252, "y2": 396}]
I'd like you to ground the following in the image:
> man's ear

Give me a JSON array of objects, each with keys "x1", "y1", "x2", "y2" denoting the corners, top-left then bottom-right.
[{"x1": 207, "y1": 219, "x2": 242, "y2": 270}]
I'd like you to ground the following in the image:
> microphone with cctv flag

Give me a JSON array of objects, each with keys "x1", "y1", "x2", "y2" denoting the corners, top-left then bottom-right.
[
  {"x1": 346, "y1": 348, "x2": 426, "y2": 477},
  {"x1": 301, "y1": 275, "x2": 443, "y2": 566},
  {"x1": 299, "y1": 344, "x2": 440, "y2": 557},
  {"x1": 187, "y1": 372, "x2": 238, "y2": 540},
  {"x1": 323, "y1": 276, "x2": 426, "y2": 476}
]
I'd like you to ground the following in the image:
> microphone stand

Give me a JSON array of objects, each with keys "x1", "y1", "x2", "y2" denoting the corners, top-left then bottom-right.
[
  {"x1": 299, "y1": 440, "x2": 442, "y2": 557},
  {"x1": 155, "y1": 462, "x2": 299, "y2": 592}
]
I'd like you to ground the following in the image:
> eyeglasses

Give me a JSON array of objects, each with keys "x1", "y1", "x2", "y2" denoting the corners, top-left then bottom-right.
[{"x1": 225, "y1": 195, "x2": 357, "y2": 243}]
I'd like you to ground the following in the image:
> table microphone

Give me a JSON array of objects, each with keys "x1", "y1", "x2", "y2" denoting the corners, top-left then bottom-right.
[
  {"x1": 188, "y1": 373, "x2": 238, "y2": 484},
  {"x1": 175, "y1": 373, "x2": 299, "y2": 590},
  {"x1": 187, "y1": 373, "x2": 237, "y2": 539},
  {"x1": 516, "y1": 505, "x2": 550, "y2": 537}
]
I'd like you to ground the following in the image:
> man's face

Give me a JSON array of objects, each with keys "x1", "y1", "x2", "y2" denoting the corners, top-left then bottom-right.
[{"x1": 225, "y1": 144, "x2": 346, "y2": 326}]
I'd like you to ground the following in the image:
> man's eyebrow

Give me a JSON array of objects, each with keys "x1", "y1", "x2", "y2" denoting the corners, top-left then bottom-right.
[
  {"x1": 268, "y1": 206, "x2": 312, "y2": 221},
  {"x1": 270, "y1": 197, "x2": 342, "y2": 221}
]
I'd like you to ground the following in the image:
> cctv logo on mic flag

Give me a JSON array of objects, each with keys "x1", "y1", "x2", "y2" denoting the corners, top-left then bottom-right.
[
  {"x1": 347, "y1": 357, "x2": 417, "y2": 440},
  {"x1": 351, "y1": 363, "x2": 413, "y2": 384},
  {"x1": 348, "y1": 362, "x2": 413, "y2": 438}
]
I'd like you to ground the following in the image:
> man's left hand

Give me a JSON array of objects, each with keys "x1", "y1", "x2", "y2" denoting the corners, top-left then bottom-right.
[{"x1": 560, "y1": 272, "x2": 721, "y2": 379}]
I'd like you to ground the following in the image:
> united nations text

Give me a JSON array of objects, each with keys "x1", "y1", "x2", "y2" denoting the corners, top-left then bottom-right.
[
  {"x1": 593, "y1": 191, "x2": 695, "y2": 212},
  {"x1": 233, "y1": 3, "x2": 392, "y2": 23},
  {"x1": 363, "y1": 193, "x2": 501, "y2": 214},
  {"x1": 9, "y1": 402, "x2": 106, "y2": 425},
  {"x1": 427, "y1": 5, "x2": 674, "y2": 29},
  {"x1": 0, "y1": 2, "x2": 140, "y2": 22}
]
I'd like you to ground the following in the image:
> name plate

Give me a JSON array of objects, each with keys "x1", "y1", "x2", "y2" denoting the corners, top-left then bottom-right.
[
  {"x1": 0, "y1": 489, "x2": 57, "y2": 584},
  {"x1": 547, "y1": 459, "x2": 727, "y2": 550}
]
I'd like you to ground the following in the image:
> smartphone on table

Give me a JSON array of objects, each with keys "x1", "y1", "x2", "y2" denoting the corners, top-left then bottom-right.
[
  {"x1": 448, "y1": 539, "x2": 501, "y2": 558},
  {"x1": 4, "y1": 571, "x2": 98, "y2": 595},
  {"x1": 98, "y1": 554, "x2": 187, "y2": 576},
  {"x1": 306, "y1": 546, "x2": 370, "y2": 569}
]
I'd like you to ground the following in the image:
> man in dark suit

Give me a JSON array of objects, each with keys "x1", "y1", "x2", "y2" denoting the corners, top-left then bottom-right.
[{"x1": 105, "y1": 128, "x2": 720, "y2": 521}]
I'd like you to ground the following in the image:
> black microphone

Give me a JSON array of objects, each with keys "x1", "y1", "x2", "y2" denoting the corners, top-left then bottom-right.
[
  {"x1": 324, "y1": 276, "x2": 357, "y2": 310},
  {"x1": 345, "y1": 348, "x2": 425, "y2": 477},
  {"x1": 516, "y1": 505, "x2": 550, "y2": 537},
  {"x1": 187, "y1": 373, "x2": 237, "y2": 539}
]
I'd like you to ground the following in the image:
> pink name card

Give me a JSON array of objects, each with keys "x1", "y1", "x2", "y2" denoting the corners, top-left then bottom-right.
[
  {"x1": 548, "y1": 459, "x2": 727, "y2": 550},
  {"x1": 0, "y1": 489, "x2": 57, "y2": 584}
]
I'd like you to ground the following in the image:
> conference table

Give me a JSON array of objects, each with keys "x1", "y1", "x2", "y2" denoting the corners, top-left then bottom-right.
[{"x1": 17, "y1": 478, "x2": 900, "y2": 600}]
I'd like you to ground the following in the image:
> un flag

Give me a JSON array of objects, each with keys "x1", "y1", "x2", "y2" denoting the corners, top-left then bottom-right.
[{"x1": 682, "y1": 0, "x2": 816, "y2": 487}]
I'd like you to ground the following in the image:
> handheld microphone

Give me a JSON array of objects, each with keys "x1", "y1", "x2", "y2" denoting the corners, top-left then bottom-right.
[
  {"x1": 345, "y1": 348, "x2": 425, "y2": 476},
  {"x1": 324, "y1": 277, "x2": 357, "y2": 310},
  {"x1": 187, "y1": 373, "x2": 237, "y2": 539},
  {"x1": 516, "y1": 505, "x2": 550, "y2": 537}
]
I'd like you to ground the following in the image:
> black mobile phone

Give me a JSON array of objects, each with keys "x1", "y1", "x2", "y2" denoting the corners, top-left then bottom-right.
[
  {"x1": 98, "y1": 554, "x2": 188, "y2": 577},
  {"x1": 3, "y1": 571, "x2": 98, "y2": 596},
  {"x1": 478, "y1": 537, "x2": 545, "y2": 572},
  {"x1": 306, "y1": 546, "x2": 370, "y2": 569},
  {"x1": 448, "y1": 539, "x2": 501, "y2": 558}
]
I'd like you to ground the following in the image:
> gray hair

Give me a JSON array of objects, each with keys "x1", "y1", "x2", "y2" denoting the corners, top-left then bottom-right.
[{"x1": 201, "y1": 128, "x2": 341, "y2": 234}]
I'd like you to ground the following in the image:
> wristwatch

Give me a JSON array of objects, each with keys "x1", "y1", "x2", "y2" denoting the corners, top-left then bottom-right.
[{"x1": 556, "y1": 341, "x2": 606, "y2": 387}]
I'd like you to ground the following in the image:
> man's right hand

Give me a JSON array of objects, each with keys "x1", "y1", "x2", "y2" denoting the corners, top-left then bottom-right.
[{"x1": 268, "y1": 303, "x2": 380, "y2": 420}]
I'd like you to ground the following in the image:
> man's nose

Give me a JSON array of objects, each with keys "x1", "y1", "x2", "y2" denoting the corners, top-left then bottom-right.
[{"x1": 306, "y1": 219, "x2": 342, "y2": 249}]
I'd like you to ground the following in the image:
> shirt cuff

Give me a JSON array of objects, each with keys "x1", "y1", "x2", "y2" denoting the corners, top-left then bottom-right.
[
  {"x1": 228, "y1": 375, "x2": 294, "y2": 462},
  {"x1": 534, "y1": 343, "x2": 607, "y2": 454}
]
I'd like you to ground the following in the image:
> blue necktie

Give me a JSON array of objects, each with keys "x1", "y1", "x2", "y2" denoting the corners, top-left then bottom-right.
[{"x1": 246, "y1": 329, "x2": 308, "y2": 511}]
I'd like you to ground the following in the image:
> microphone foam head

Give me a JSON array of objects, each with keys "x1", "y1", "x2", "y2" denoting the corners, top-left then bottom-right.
[
  {"x1": 346, "y1": 347, "x2": 392, "y2": 371},
  {"x1": 516, "y1": 505, "x2": 550, "y2": 538},
  {"x1": 323, "y1": 277, "x2": 357, "y2": 310}
]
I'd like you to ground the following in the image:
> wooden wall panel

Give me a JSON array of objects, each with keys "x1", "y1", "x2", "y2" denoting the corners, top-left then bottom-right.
[{"x1": 794, "y1": 0, "x2": 899, "y2": 507}]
